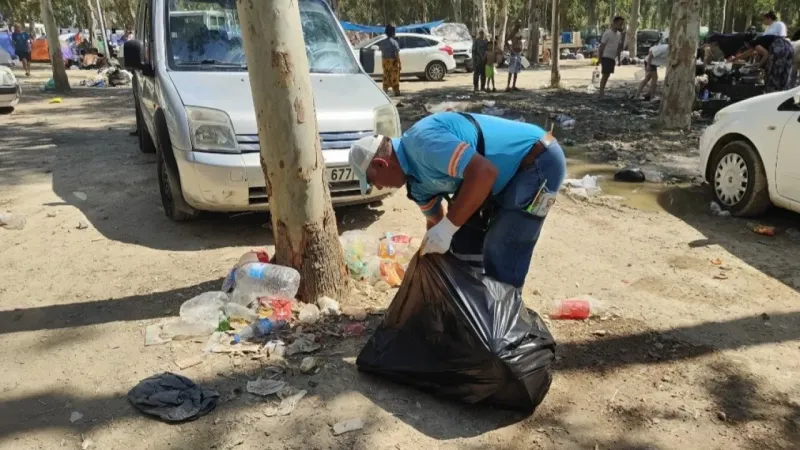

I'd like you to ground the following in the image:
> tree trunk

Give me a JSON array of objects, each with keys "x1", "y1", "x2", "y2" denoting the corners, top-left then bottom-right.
[
  {"x1": 84, "y1": 0, "x2": 97, "y2": 45},
  {"x1": 608, "y1": 0, "x2": 616, "y2": 25},
  {"x1": 626, "y1": 0, "x2": 640, "y2": 56},
  {"x1": 491, "y1": 0, "x2": 496, "y2": 39},
  {"x1": 40, "y1": 0, "x2": 70, "y2": 92},
  {"x1": 236, "y1": 0, "x2": 346, "y2": 302},
  {"x1": 480, "y1": 0, "x2": 488, "y2": 32},
  {"x1": 422, "y1": 0, "x2": 428, "y2": 22},
  {"x1": 451, "y1": 0, "x2": 462, "y2": 22},
  {"x1": 587, "y1": 0, "x2": 597, "y2": 34},
  {"x1": 27, "y1": 10, "x2": 36, "y2": 36},
  {"x1": 500, "y1": 0, "x2": 508, "y2": 49},
  {"x1": 526, "y1": 0, "x2": 541, "y2": 63},
  {"x1": 659, "y1": 0, "x2": 700, "y2": 129},
  {"x1": 550, "y1": 0, "x2": 560, "y2": 87}
]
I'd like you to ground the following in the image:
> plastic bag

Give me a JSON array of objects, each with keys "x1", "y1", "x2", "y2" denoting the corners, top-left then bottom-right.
[
  {"x1": 357, "y1": 254, "x2": 556, "y2": 412},
  {"x1": 179, "y1": 292, "x2": 228, "y2": 330}
]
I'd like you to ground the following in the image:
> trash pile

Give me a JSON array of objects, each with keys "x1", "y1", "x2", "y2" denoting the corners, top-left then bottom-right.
[
  {"x1": 562, "y1": 174, "x2": 600, "y2": 198},
  {"x1": 77, "y1": 67, "x2": 133, "y2": 88},
  {"x1": 340, "y1": 231, "x2": 421, "y2": 290}
]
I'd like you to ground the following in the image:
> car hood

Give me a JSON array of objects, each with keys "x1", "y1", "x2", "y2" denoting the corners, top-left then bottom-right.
[
  {"x1": 168, "y1": 71, "x2": 390, "y2": 134},
  {"x1": 718, "y1": 88, "x2": 798, "y2": 115}
]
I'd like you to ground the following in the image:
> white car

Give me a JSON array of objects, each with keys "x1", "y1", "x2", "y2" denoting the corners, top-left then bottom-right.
[
  {"x1": 0, "y1": 65, "x2": 20, "y2": 113},
  {"x1": 430, "y1": 22, "x2": 473, "y2": 71},
  {"x1": 699, "y1": 87, "x2": 800, "y2": 216},
  {"x1": 359, "y1": 32, "x2": 457, "y2": 81}
]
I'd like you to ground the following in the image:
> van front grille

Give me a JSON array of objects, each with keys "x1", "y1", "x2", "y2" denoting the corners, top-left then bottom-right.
[{"x1": 237, "y1": 130, "x2": 373, "y2": 154}]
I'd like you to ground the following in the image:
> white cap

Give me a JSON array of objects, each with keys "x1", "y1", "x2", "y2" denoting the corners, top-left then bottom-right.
[{"x1": 348, "y1": 135, "x2": 385, "y2": 195}]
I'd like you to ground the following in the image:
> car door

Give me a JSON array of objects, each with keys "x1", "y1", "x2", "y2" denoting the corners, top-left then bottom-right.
[
  {"x1": 775, "y1": 97, "x2": 800, "y2": 201},
  {"x1": 397, "y1": 36, "x2": 432, "y2": 73},
  {"x1": 137, "y1": 0, "x2": 158, "y2": 137},
  {"x1": 366, "y1": 37, "x2": 385, "y2": 75}
]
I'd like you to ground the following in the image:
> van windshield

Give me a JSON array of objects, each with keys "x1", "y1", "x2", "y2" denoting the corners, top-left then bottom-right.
[{"x1": 167, "y1": 0, "x2": 359, "y2": 73}]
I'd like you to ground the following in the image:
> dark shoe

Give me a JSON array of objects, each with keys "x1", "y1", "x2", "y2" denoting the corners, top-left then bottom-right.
[
  {"x1": 505, "y1": 88, "x2": 511, "y2": 92},
  {"x1": 512, "y1": 87, "x2": 521, "y2": 92},
  {"x1": 492, "y1": 88, "x2": 497, "y2": 92}
]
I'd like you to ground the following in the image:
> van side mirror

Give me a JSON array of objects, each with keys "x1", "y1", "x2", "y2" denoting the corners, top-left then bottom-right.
[
  {"x1": 123, "y1": 39, "x2": 153, "y2": 76},
  {"x1": 360, "y1": 47, "x2": 375, "y2": 73}
]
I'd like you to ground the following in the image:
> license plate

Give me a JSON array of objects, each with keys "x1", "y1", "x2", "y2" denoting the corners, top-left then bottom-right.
[{"x1": 327, "y1": 167, "x2": 354, "y2": 182}]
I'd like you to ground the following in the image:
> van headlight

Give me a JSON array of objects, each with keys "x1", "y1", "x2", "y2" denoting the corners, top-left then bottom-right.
[
  {"x1": 374, "y1": 104, "x2": 401, "y2": 137},
  {"x1": 186, "y1": 106, "x2": 239, "y2": 153}
]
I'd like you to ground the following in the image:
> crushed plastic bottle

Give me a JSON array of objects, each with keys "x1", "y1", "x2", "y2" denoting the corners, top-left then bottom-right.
[
  {"x1": 229, "y1": 262, "x2": 300, "y2": 306},
  {"x1": 222, "y1": 302, "x2": 258, "y2": 321},
  {"x1": 233, "y1": 318, "x2": 282, "y2": 344},
  {"x1": 0, "y1": 212, "x2": 26, "y2": 230},
  {"x1": 591, "y1": 67, "x2": 601, "y2": 86},
  {"x1": 179, "y1": 292, "x2": 228, "y2": 329},
  {"x1": 549, "y1": 297, "x2": 605, "y2": 320},
  {"x1": 555, "y1": 114, "x2": 576, "y2": 130}
]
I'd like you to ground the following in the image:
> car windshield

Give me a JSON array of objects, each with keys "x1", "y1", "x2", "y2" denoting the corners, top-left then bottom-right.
[
  {"x1": 431, "y1": 23, "x2": 472, "y2": 42},
  {"x1": 167, "y1": 0, "x2": 359, "y2": 73}
]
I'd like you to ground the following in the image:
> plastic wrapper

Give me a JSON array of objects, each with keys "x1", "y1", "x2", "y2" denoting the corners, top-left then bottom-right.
[{"x1": 357, "y1": 254, "x2": 556, "y2": 412}]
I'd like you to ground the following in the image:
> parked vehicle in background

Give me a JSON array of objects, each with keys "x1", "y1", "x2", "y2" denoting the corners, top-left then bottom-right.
[
  {"x1": 429, "y1": 22, "x2": 473, "y2": 72},
  {"x1": 700, "y1": 88, "x2": 800, "y2": 216},
  {"x1": 0, "y1": 65, "x2": 20, "y2": 113},
  {"x1": 124, "y1": 0, "x2": 400, "y2": 221},
  {"x1": 635, "y1": 29, "x2": 662, "y2": 58},
  {"x1": 359, "y1": 32, "x2": 456, "y2": 81}
]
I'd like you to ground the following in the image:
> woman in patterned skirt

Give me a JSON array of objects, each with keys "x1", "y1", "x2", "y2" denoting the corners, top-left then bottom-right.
[
  {"x1": 736, "y1": 34, "x2": 795, "y2": 92},
  {"x1": 380, "y1": 25, "x2": 401, "y2": 96}
]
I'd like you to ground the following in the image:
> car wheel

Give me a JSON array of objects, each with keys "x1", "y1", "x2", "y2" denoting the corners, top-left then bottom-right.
[
  {"x1": 157, "y1": 148, "x2": 199, "y2": 221},
  {"x1": 425, "y1": 61, "x2": 447, "y2": 81},
  {"x1": 710, "y1": 140, "x2": 771, "y2": 217},
  {"x1": 136, "y1": 106, "x2": 156, "y2": 154}
]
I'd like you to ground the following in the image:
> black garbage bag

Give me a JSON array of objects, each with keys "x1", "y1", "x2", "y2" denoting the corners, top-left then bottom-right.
[{"x1": 356, "y1": 253, "x2": 556, "y2": 413}]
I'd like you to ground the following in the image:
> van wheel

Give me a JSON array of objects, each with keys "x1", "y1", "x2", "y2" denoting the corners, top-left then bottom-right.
[
  {"x1": 710, "y1": 140, "x2": 770, "y2": 217},
  {"x1": 136, "y1": 106, "x2": 156, "y2": 154},
  {"x1": 157, "y1": 149, "x2": 198, "y2": 221},
  {"x1": 425, "y1": 61, "x2": 447, "y2": 81}
]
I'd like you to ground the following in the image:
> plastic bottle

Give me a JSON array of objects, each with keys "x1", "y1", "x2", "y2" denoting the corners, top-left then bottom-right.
[
  {"x1": 0, "y1": 212, "x2": 26, "y2": 230},
  {"x1": 549, "y1": 297, "x2": 605, "y2": 320},
  {"x1": 229, "y1": 262, "x2": 301, "y2": 306},
  {"x1": 233, "y1": 318, "x2": 281, "y2": 343},
  {"x1": 222, "y1": 302, "x2": 258, "y2": 322},
  {"x1": 179, "y1": 291, "x2": 228, "y2": 329},
  {"x1": 591, "y1": 67, "x2": 601, "y2": 86}
]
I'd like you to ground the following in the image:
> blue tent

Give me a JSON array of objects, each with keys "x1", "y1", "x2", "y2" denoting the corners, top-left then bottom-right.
[
  {"x1": 0, "y1": 32, "x2": 15, "y2": 58},
  {"x1": 340, "y1": 20, "x2": 445, "y2": 34}
]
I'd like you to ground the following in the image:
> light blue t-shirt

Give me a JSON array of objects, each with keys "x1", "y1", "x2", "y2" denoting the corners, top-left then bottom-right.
[{"x1": 392, "y1": 112, "x2": 547, "y2": 216}]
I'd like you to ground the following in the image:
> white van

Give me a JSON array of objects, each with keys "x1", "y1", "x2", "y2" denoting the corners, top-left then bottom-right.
[{"x1": 124, "y1": 0, "x2": 400, "y2": 220}]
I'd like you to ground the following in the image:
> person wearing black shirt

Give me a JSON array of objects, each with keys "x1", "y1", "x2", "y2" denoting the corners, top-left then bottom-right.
[{"x1": 735, "y1": 34, "x2": 795, "y2": 92}]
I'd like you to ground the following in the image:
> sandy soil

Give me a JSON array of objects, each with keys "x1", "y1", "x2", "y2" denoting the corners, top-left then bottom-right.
[{"x1": 1, "y1": 62, "x2": 799, "y2": 450}]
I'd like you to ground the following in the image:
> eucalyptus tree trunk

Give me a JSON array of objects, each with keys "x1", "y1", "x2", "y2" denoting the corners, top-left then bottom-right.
[
  {"x1": 550, "y1": 0, "x2": 560, "y2": 87},
  {"x1": 235, "y1": 0, "x2": 347, "y2": 301},
  {"x1": 659, "y1": 0, "x2": 701, "y2": 129},
  {"x1": 625, "y1": 0, "x2": 640, "y2": 56},
  {"x1": 41, "y1": 0, "x2": 70, "y2": 92}
]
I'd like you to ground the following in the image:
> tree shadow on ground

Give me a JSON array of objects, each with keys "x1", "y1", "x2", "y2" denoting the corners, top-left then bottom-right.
[
  {"x1": 1, "y1": 276, "x2": 799, "y2": 445},
  {"x1": 657, "y1": 185, "x2": 800, "y2": 294},
  {"x1": 1, "y1": 89, "x2": 385, "y2": 251}
]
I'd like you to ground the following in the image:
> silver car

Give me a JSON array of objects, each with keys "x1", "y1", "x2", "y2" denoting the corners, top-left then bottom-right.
[{"x1": 124, "y1": 0, "x2": 400, "y2": 220}]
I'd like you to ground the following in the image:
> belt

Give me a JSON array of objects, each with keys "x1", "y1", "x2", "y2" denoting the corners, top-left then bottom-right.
[{"x1": 519, "y1": 132, "x2": 555, "y2": 170}]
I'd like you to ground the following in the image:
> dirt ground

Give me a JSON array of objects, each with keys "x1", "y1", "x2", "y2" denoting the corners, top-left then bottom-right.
[{"x1": 1, "y1": 62, "x2": 799, "y2": 450}]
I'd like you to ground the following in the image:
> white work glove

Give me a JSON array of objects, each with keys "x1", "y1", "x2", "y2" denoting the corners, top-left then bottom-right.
[{"x1": 420, "y1": 217, "x2": 460, "y2": 256}]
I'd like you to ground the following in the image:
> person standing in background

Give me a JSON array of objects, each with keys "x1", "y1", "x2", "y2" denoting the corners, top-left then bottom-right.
[
  {"x1": 597, "y1": 17, "x2": 624, "y2": 99},
  {"x1": 506, "y1": 34, "x2": 523, "y2": 92},
  {"x1": 762, "y1": 11, "x2": 787, "y2": 37},
  {"x1": 634, "y1": 40, "x2": 668, "y2": 100},
  {"x1": 11, "y1": 23, "x2": 31, "y2": 76},
  {"x1": 379, "y1": 24, "x2": 401, "y2": 96},
  {"x1": 471, "y1": 29, "x2": 488, "y2": 92},
  {"x1": 484, "y1": 39, "x2": 498, "y2": 92}
]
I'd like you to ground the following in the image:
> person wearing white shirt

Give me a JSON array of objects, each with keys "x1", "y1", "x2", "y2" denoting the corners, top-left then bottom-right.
[
  {"x1": 634, "y1": 42, "x2": 669, "y2": 100},
  {"x1": 762, "y1": 11, "x2": 787, "y2": 37}
]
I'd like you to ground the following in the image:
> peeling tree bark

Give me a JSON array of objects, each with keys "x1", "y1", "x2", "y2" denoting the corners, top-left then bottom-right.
[
  {"x1": 526, "y1": 0, "x2": 541, "y2": 64},
  {"x1": 41, "y1": 0, "x2": 70, "y2": 92},
  {"x1": 659, "y1": 0, "x2": 700, "y2": 130},
  {"x1": 480, "y1": 0, "x2": 488, "y2": 32},
  {"x1": 550, "y1": 0, "x2": 560, "y2": 87},
  {"x1": 451, "y1": 0, "x2": 462, "y2": 23},
  {"x1": 236, "y1": 0, "x2": 347, "y2": 302},
  {"x1": 625, "y1": 0, "x2": 640, "y2": 57},
  {"x1": 84, "y1": 0, "x2": 98, "y2": 45}
]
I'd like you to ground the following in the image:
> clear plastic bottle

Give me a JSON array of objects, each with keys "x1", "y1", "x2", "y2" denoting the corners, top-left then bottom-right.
[
  {"x1": 233, "y1": 318, "x2": 282, "y2": 343},
  {"x1": 591, "y1": 67, "x2": 601, "y2": 86},
  {"x1": 549, "y1": 297, "x2": 605, "y2": 320},
  {"x1": 229, "y1": 262, "x2": 301, "y2": 306}
]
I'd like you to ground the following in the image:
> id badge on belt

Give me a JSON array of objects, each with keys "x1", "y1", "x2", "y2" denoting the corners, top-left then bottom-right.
[{"x1": 524, "y1": 179, "x2": 557, "y2": 218}]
